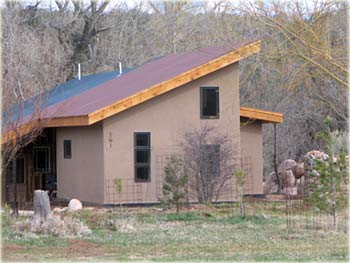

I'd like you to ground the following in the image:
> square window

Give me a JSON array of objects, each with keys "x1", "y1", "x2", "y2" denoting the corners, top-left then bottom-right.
[
  {"x1": 64, "y1": 140, "x2": 72, "y2": 159},
  {"x1": 200, "y1": 87, "x2": 219, "y2": 118},
  {"x1": 136, "y1": 166, "x2": 149, "y2": 181},
  {"x1": 136, "y1": 133, "x2": 149, "y2": 147}
]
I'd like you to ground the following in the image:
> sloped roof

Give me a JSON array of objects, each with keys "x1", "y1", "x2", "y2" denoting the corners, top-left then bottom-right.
[{"x1": 3, "y1": 40, "x2": 282, "y2": 143}]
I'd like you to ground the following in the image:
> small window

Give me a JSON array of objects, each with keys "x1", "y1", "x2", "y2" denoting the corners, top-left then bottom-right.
[
  {"x1": 64, "y1": 140, "x2": 72, "y2": 159},
  {"x1": 134, "y1": 132, "x2": 151, "y2": 182},
  {"x1": 33, "y1": 146, "x2": 50, "y2": 172},
  {"x1": 200, "y1": 87, "x2": 219, "y2": 118}
]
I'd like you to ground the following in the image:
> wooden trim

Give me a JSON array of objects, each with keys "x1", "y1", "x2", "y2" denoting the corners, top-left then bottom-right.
[
  {"x1": 240, "y1": 107, "x2": 283, "y2": 123},
  {"x1": 2, "y1": 116, "x2": 89, "y2": 144},
  {"x1": 2, "y1": 120, "x2": 41, "y2": 144},
  {"x1": 44, "y1": 116, "x2": 89, "y2": 127},
  {"x1": 88, "y1": 40, "x2": 261, "y2": 125}
]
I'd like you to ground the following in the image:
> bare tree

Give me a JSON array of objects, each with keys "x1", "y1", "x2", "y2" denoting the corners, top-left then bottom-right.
[
  {"x1": 2, "y1": 4, "x2": 65, "y2": 216},
  {"x1": 182, "y1": 125, "x2": 238, "y2": 203}
]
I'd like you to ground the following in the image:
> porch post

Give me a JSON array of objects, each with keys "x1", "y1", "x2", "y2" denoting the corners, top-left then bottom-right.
[
  {"x1": 12, "y1": 159, "x2": 18, "y2": 217},
  {"x1": 274, "y1": 123, "x2": 281, "y2": 193}
]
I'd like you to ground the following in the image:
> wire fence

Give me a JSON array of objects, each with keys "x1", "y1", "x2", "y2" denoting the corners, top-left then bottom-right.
[
  {"x1": 230, "y1": 194, "x2": 349, "y2": 233},
  {"x1": 105, "y1": 154, "x2": 254, "y2": 205}
]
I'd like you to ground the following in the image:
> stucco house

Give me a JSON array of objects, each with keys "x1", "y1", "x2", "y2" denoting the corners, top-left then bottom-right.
[{"x1": 2, "y1": 40, "x2": 283, "y2": 206}]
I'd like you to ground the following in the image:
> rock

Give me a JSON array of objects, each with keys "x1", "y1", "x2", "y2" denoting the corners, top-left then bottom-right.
[
  {"x1": 278, "y1": 159, "x2": 297, "y2": 187},
  {"x1": 286, "y1": 169, "x2": 295, "y2": 187},
  {"x1": 293, "y1": 162, "x2": 305, "y2": 179},
  {"x1": 263, "y1": 172, "x2": 279, "y2": 194},
  {"x1": 68, "y1": 199, "x2": 82, "y2": 212},
  {"x1": 18, "y1": 210, "x2": 34, "y2": 217},
  {"x1": 296, "y1": 177, "x2": 305, "y2": 195},
  {"x1": 53, "y1": 207, "x2": 61, "y2": 213}
]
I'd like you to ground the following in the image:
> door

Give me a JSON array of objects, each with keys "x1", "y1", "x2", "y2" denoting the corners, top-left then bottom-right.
[{"x1": 30, "y1": 146, "x2": 51, "y2": 196}]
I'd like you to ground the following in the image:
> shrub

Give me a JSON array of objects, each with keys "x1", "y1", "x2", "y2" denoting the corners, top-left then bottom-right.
[
  {"x1": 161, "y1": 156, "x2": 188, "y2": 214},
  {"x1": 306, "y1": 116, "x2": 348, "y2": 227},
  {"x1": 13, "y1": 214, "x2": 91, "y2": 238}
]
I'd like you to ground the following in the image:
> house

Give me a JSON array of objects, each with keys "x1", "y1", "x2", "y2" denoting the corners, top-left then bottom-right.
[{"x1": 2, "y1": 40, "x2": 283, "y2": 206}]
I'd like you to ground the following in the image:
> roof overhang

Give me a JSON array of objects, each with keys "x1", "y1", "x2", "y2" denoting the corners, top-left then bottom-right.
[
  {"x1": 3, "y1": 106, "x2": 283, "y2": 144},
  {"x1": 2, "y1": 40, "x2": 263, "y2": 144},
  {"x1": 240, "y1": 107, "x2": 283, "y2": 123}
]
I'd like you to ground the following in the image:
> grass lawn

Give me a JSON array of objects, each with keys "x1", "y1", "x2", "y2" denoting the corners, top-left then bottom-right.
[{"x1": 2, "y1": 203, "x2": 349, "y2": 262}]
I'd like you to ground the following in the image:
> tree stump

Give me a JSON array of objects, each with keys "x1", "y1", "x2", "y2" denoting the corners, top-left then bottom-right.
[{"x1": 33, "y1": 190, "x2": 52, "y2": 224}]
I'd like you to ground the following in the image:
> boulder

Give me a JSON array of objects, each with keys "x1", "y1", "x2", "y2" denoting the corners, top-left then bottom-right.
[
  {"x1": 263, "y1": 172, "x2": 279, "y2": 194},
  {"x1": 67, "y1": 199, "x2": 82, "y2": 212},
  {"x1": 285, "y1": 169, "x2": 295, "y2": 187},
  {"x1": 293, "y1": 162, "x2": 305, "y2": 179}
]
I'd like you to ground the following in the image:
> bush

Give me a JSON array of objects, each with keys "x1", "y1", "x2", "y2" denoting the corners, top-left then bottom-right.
[
  {"x1": 101, "y1": 217, "x2": 137, "y2": 233},
  {"x1": 161, "y1": 156, "x2": 188, "y2": 214},
  {"x1": 13, "y1": 214, "x2": 91, "y2": 238},
  {"x1": 306, "y1": 116, "x2": 348, "y2": 227}
]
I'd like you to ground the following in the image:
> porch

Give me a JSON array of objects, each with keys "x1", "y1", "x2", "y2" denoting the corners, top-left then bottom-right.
[{"x1": 3, "y1": 128, "x2": 57, "y2": 209}]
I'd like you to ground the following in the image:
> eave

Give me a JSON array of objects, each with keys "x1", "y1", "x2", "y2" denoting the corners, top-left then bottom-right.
[{"x1": 240, "y1": 107, "x2": 283, "y2": 123}]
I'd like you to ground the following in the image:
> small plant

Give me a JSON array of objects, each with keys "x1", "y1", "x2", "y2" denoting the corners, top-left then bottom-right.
[
  {"x1": 235, "y1": 169, "x2": 246, "y2": 217},
  {"x1": 161, "y1": 156, "x2": 188, "y2": 214},
  {"x1": 306, "y1": 116, "x2": 348, "y2": 227},
  {"x1": 114, "y1": 178, "x2": 124, "y2": 216}
]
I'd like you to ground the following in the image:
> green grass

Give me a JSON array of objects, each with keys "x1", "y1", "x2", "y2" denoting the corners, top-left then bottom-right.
[{"x1": 2, "y1": 203, "x2": 349, "y2": 262}]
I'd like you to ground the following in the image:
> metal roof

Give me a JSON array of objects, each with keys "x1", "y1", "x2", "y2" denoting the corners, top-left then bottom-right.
[
  {"x1": 36, "y1": 42, "x2": 248, "y2": 119},
  {"x1": 4, "y1": 40, "x2": 280, "y2": 142}
]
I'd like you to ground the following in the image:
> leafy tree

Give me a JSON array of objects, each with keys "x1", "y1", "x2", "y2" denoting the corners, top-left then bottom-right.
[
  {"x1": 306, "y1": 116, "x2": 348, "y2": 227},
  {"x1": 162, "y1": 156, "x2": 188, "y2": 214}
]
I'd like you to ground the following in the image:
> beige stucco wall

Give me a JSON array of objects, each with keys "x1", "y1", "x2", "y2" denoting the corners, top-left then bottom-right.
[
  {"x1": 240, "y1": 121, "x2": 263, "y2": 194},
  {"x1": 56, "y1": 123, "x2": 104, "y2": 204},
  {"x1": 103, "y1": 63, "x2": 241, "y2": 204}
]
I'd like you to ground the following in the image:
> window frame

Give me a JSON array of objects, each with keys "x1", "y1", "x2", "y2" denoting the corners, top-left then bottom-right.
[
  {"x1": 33, "y1": 146, "x2": 51, "y2": 173},
  {"x1": 200, "y1": 86, "x2": 220, "y2": 119},
  {"x1": 134, "y1": 132, "x2": 151, "y2": 182},
  {"x1": 63, "y1": 140, "x2": 72, "y2": 159}
]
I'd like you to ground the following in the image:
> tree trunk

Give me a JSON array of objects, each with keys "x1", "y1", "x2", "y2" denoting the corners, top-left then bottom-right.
[{"x1": 33, "y1": 190, "x2": 52, "y2": 224}]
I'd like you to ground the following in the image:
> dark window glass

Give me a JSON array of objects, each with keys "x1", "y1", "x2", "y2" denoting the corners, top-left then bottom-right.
[
  {"x1": 200, "y1": 145, "x2": 220, "y2": 177},
  {"x1": 136, "y1": 133, "x2": 149, "y2": 147},
  {"x1": 134, "y1": 132, "x2": 151, "y2": 182},
  {"x1": 6, "y1": 161, "x2": 13, "y2": 184},
  {"x1": 33, "y1": 146, "x2": 50, "y2": 172},
  {"x1": 6, "y1": 158, "x2": 25, "y2": 184},
  {"x1": 136, "y1": 150, "x2": 149, "y2": 163},
  {"x1": 136, "y1": 167, "x2": 149, "y2": 181},
  {"x1": 64, "y1": 140, "x2": 72, "y2": 159},
  {"x1": 16, "y1": 158, "x2": 25, "y2": 184},
  {"x1": 200, "y1": 87, "x2": 219, "y2": 118}
]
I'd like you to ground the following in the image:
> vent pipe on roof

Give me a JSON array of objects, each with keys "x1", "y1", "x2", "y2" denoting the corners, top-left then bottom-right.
[
  {"x1": 78, "y1": 63, "x2": 81, "y2": 80},
  {"x1": 119, "y1": 61, "x2": 122, "y2": 75}
]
